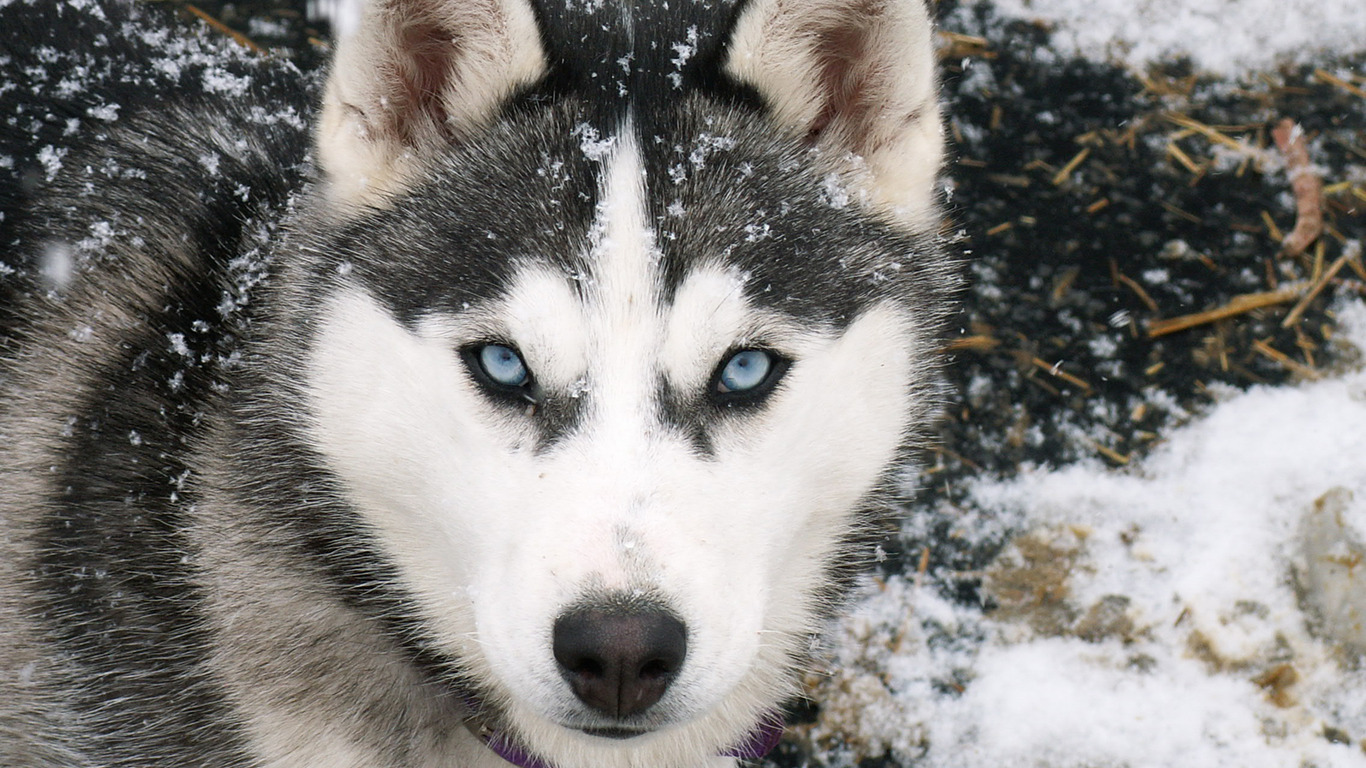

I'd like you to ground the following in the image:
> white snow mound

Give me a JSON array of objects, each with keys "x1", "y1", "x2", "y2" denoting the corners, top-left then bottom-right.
[
  {"x1": 988, "y1": 0, "x2": 1366, "y2": 74},
  {"x1": 815, "y1": 298, "x2": 1366, "y2": 767}
]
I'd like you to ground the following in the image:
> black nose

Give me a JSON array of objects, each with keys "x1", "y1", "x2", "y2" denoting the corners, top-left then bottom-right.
[{"x1": 552, "y1": 606, "x2": 687, "y2": 719}]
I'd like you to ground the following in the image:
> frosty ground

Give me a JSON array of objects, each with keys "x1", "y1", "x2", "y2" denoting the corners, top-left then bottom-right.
[{"x1": 787, "y1": 1, "x2": 1366, "y2": 766}]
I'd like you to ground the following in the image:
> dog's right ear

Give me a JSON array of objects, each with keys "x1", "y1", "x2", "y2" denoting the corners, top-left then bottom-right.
[
  {"x1": 317, "y1": 0, "x2": 547, "y2": 206},
  {"x1": 724, "y1": 0, "x2": 942, "y2": 229}
]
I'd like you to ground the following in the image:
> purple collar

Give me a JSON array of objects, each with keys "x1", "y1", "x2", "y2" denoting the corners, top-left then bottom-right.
[{"x1": 471, "y1": 713, "x2": 785, "y2": 768}]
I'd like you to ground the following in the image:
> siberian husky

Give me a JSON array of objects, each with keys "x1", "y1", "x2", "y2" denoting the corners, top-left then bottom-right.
[{"x1": 0, "y1": 0, "x2": 954, "y2": 765}]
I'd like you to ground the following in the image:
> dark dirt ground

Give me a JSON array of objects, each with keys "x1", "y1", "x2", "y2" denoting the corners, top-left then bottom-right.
[
  {"x1": 914, "y1": 0, "x2": 1365, "y2": 604},
  {"x1": 62, "y1": 1, "x2": 1366, "y2": 764}
]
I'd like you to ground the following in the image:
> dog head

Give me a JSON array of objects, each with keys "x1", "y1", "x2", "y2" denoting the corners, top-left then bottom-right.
[{"x1": 299, "y1": 0, "x2": 949, "y2": 764}]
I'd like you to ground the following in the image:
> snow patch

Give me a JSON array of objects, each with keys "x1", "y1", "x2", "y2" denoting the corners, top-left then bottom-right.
[
  {"x1": 815, "y1": 298, "x2": 1366, "y2": 766},
  {"x1": 984, "y1": 0, "x2": 1366, "y2": 75}
]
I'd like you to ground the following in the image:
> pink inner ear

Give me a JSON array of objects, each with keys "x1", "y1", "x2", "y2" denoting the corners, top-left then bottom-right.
[
  {"x1": 385, "y1": 14, "x2": 459, "y2": 144},
  {"x1": 806, "y1": 8, "x2": 878, "y2": 147}
]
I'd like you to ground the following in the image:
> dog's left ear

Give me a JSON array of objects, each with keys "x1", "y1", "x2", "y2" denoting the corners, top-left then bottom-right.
[
  {"x1": 725, "y1": 0, "x2": 942, "y2": 228},
  {"x1": 317, "y1": 0, "x2": 547, "y2": 206}
]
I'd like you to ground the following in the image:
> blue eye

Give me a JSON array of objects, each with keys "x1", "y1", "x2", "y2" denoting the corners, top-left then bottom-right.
[
  {"x1": 718, "y1": 350, "x2": 771, "y2": 393},
  {"x1": 714, "y1": 349, "x2": 786, "y2": 403},
  {"x1": 473, "y1": 343, "x2": 530, "y2": 391}
]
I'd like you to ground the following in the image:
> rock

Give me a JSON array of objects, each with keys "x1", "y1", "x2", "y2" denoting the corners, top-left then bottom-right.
[
  {"x1": 982, "y1": 526, "x2": 1087, "y2": 636},
  {"x1": 1295, "y1": 487, "x2": 1366, "y2": 657},
  {"x1": 1074, "y1": 594, "x2": 1134, "y2": 643}
]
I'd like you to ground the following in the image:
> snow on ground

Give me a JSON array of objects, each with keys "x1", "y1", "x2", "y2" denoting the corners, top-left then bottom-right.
[
  {"x1": 985, "y1": 0, "x2": 1366, "y2": 74},
  {"x1": 797, "y1": 4, "x2": 1366, "y2": 766},
  {"x1": 809, "y1": 300, "x2": 1366, "y2": 766}
]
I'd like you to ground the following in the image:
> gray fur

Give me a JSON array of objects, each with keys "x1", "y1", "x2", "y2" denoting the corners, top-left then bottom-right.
[{"x1": 0, "y1": 0, "x2": 956, "y2": 765}]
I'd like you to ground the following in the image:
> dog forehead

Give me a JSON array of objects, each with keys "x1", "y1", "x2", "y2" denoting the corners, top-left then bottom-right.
[
  {"x1": 640, "y1": 114, "x2": 917, "y2": 329},
  {"x1": 502, "y1": 134, "x2": 759, "y2": 390},
  {"x1": 496, "y1": 123, "x2": 913, "y2": 379}
]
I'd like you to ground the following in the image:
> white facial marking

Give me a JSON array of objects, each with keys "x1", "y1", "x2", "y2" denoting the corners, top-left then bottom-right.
[
  {"x1": 582, "y1": 127, "x2": 663, "y2": 442},
  {"x1": 491, "y1": 267, "x2": 590, "y2": 390},
  {"x1": 661, "y1": 267, "x2": 753, "y2": 392}
]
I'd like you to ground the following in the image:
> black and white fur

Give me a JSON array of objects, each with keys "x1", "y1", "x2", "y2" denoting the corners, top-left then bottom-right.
[{"x1": 0, "y1": 0, "x2": 954, "y2": 765}]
